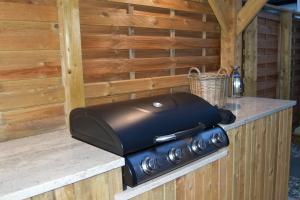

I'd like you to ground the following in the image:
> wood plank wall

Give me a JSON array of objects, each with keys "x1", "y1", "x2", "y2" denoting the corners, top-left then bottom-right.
[
  {"x1": 0, "y1": 0, "x2": 65, "y2": 142},
  {"x1": 291, "y1": 15, "x2": 300, "y2": 125},
  {"x1": 79, "y1": 0, "x2": 221, "y2": 106},
  {"x1": 130, "y1": 109, "x2": 293, "y2": 200},
  {"x1": 27, "y1": 168, "x2": 122, "y2": 200},
  {"x1": 256, "y1": 11, "x2": 280, "y2": 98}
]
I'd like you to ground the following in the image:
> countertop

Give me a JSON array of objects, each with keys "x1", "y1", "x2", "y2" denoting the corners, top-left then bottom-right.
[
  {"x1": 220, "y1": 97, "x2": 296, "y2": 131},
  {"x1": 0, "y1": 130, "x2": 125, "y2": 200},
  {"x1": 0, "y1": 97, "x2": 296, "y2": 200}
]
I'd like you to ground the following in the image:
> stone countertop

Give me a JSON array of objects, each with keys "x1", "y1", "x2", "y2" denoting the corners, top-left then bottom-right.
[
  {"x1": 220, "y1": 97, "x2": 296, "y2": 131},
  {"x1": 0, "y1": 130, "x2": 125, "y2": 200}
]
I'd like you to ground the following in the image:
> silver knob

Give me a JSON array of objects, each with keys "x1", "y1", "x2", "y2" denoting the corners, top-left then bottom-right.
[
  {"x1": 168, "y1": 148, "x2": 183, "y2": 163},
  {"x1": 141, "y1": 157, "x2": 157, "y2": 174},
  {"x1": 191, "y1": 139, "x2": 206, "y2": 154},
  {"x1": 211, "y1": 133, "x2": 225, "y2": 145}
]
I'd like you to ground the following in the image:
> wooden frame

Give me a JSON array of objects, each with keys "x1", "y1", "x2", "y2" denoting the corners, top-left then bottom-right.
[
  {"x1": 208, "y1": 0, "x2": 267, "y2": 71},
  {"x1": 279, "y1": 12, "x2": 293, "y2": 100},
  {"x1": 57, "y1": 0, "x2": 85, "y2": 125}
]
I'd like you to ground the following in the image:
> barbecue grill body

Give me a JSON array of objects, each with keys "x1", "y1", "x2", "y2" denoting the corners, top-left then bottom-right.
[
  {"x1": 69, "y1": 92, "x2": 229, "y2": 187},
  {"x1": 70, "y1": 93, "x2": 222, "y2": 156}
]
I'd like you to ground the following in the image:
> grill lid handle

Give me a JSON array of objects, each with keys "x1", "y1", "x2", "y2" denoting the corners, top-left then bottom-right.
[{"x1": 154, "y1": 123, "x2": 206, "y2": 143}]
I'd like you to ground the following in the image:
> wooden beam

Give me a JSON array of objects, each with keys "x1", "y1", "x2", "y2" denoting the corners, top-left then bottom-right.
[
  {"x1": 237, "y1": 0, "x2": 268, "y2": 35},
  {"x1": 207, "y1": 0, "x2": 230, "y2": 33},
  {"x1": 279, "y1": 12, "x2": 292, "y2": 99},
  {"x1": 243, "y1": 17, "x2": 258, "y2": 96},
  {"x1": 208, "y1": 0, "x2": 242, "y2": 74},
  {"x1": 57, "y1": 0, "x2": 85, "y2": 126}
]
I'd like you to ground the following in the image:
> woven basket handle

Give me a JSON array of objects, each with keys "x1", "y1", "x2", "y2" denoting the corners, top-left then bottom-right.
[
  {"x1": 217, "y1": 66, "x2": 231, "y2": 75},
  {"x1": 188, "y1": 67, "x2": 201, "y2": 78}
]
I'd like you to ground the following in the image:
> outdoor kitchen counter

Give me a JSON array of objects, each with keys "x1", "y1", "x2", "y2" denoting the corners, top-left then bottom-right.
[
  {"x1": 116, "y1": 97, "x2": 296, "y2": 200},
  {"x1": 0, "y1": 130, "x2": 125, "y2": 200},
  {"x1": 221, "y1": 97, "x2": 296, "y2": 131},
  {"x1": 0, "y1": 97, "x2": 296, "y2": 200}
]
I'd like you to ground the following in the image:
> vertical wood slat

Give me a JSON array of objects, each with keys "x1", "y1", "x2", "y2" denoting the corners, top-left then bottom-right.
[
  {"x1": 243, "y1": 17, "x2": 258, "y2": 96},
  {"x1": 29, "y1": 168, "x2": 122, "y2": 200},
  {"x1": 279, "y1": 12, "x2": 293, "y2": 99},
  {"x1": 169, "y1": 9, "x2": 176, "y2": 93},
  {"x1": 130, "y1": 109, "x2": 292, "y2": 200},
  {"x1": 128, "y1": 4, "x2": 136, "y2": 99},
  {"x1": 57, "y1": 0, "x2": 85, "y2": 125}
]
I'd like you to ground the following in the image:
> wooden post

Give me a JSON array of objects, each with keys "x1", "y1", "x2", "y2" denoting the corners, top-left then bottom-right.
[
  {"x1": 279, "y1": 12, "x2": 293, "y2": 100},
  {"x1": 208, "y1": 0, "x2": 240, "y2": 71},
  {"x1": 57, "y1": 0, "x2": 85, "y2": 126},
  {"x1": 243, "y1": 17, "x2": 258, "y2": 96},
  {"x1": 236, "y1": 0, "x2": 268, "y2": 35},
  {"x1": 208, "y1": 0, "x2": 267, "y2": 74}
]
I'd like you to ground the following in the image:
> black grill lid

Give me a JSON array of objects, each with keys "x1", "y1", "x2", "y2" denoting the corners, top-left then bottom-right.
[{"x1": 70, "y1": 93, "x2": 222, "y2": 156}]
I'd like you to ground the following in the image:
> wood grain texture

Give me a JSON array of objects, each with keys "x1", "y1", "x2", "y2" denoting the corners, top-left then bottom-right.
[
  {"x1": 243, "y1": 17, "x2": 258, "y2": 96},
  {"x1": 130, "y1": 109, "x2": 293, "y2": 200},
  {"x1": 0, "y1": 2, "x2": 58, "y2": 22},
  {"x1": 279, "y1": 12, "x2": 292, "y2": 100},
  {"x1": 0, "y1": 0, "x2": 64, "y2": 141},
  {"x1": 58, "y1": 0, "x2": 85, "y2": 126},
  {"x1": 244, "y1": 11, "x2": 281, "y2": 99},
  {"x1": 80, "y1": 13, "x2": 220, "y2": 33},
  {"x1": 82, "y1": 35, "x2": 220, "y2": 50},
  {"x1": 291, "y1": 16, "x2": 300, "y2": 125},
  {"x1": 28, "y1": 168, "x2": 123, "y2": 200},
  {"x1": 107, "y1": 0, "x2": 213, "y2": 14},
  {"x1": 80, "y1": 0, "x2": 221, "y2": 104},
  {"x1": 237, "y1": 0, "x2": 268, "y2": 35}
]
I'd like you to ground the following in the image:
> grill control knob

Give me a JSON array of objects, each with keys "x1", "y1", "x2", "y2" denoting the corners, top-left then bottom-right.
[
  {"x1": 211, "y1": 133, "x2": 225, "y2": 146},
  {"x1": 141, "y1": 157, "x2": 157, "y2": 174},
  {"x1": 191, "y1": 139, "x2": 206, "y2": 154},
  {"x1": 168, "y1": 148, "x2": 183, "y2": 163}
]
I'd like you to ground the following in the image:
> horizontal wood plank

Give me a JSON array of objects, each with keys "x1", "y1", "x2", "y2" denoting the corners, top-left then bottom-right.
[
  {"x1": 0, "y1": 65, "x2": 61, "y2": 81},
  {"x1": 0, "y1": 77, "x2": 62, "y2": 93},
  {"x1": 83, "y1": 56, "x2": 219, "y2": 75},
  {"x1": 0, "y1": 115, "x2": 65, "y2": 142},
  {"x1": 107, "y1": 0, "x2": 213, "y2": 14},
  {"x1": 0, "y1": 50, "x2": 60, "y2": 67},
  {"x1": 85, "y1": 74, "x2": 189, "y2": 98},
  {"x1": 80, "y1": 14, "x2": 220, "y2": 32},
  {"x1": 82, "y1": 34, "x2": 220, "y2": 49},
  {"x1": 258, "y1": 55, "x2": 278, "y2": 64},
  {"x1": 0, "y1": 2, "x2": 58, "y2": 22},
  {"x1": 0, "y1": 26, "x2": 59, "y2": 50},
  {"x1": 0, "y1": 87, "x2": 65, "y2": 111},
  {"x1": 258, "y1": 40, "x2": 278, "y2": 49},
  {"x1": 0, "y1": 103, "x2": 64, "y2": 124}
]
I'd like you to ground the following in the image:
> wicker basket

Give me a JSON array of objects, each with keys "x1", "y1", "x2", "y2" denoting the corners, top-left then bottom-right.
[{"x1": 188, "y1": 67, "x2": 229, "y2": 107}]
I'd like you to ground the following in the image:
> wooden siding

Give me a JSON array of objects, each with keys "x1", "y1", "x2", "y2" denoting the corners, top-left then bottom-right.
[
  {"x1": 130, "y1": 109, "x2": 292, "y2": 200},
  {"x1": 256, "y1": 12, "x2": 280, "y2": 98},
  {"x1": 0, "y1": 0, "x2": 65, "y2": 142},
  {"x1": 28, "y1": 168, "x2": 122, "y2": 200},
  {"x1": 291, "y1": 16, "x2": 300, "y2": 125},
  {"x1": 79, "y1": 0, "x2": 221, "y2": 106}
]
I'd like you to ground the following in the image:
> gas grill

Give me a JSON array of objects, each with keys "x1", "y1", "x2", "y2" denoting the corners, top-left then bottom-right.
[{"x1": 70, "y1": 93, "x2": 230, "y2": 187}]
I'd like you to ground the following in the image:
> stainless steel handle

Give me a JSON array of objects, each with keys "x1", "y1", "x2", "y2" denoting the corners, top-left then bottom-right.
[
  {"x1": 154, "y1": 134, "x2": 177, "y2": 143},
  {"x1": 154, "y1": 123, "x2": 206, "y2": 143}
]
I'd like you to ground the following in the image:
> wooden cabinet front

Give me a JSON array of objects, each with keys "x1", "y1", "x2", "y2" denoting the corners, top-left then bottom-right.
[
  {"x1": 27, "y1": 168, "x2": 122, "y2": 200},
  {"x1": 131, "y1": 108, "x2": 293, "y2": 200}
]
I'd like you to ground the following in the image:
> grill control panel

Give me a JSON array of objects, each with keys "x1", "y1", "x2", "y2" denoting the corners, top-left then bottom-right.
[{"x1": 123, "y1": 126, "x2": 229, "y2": 186}]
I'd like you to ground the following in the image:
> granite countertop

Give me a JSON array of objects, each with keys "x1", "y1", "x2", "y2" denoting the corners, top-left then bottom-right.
[
  {"x1": 220, "y1": 97, "x2": 296, "y2": 131},
  {"x1": 0, "y1": 130, "x2": 125, "y2": 200},
  {"x1": 0, "y1": 97, "x2": 296, "y2": 200}
]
